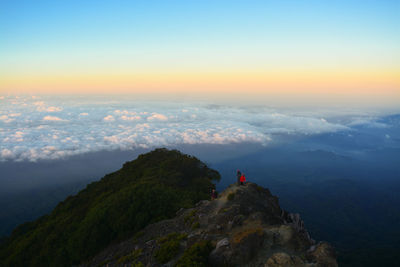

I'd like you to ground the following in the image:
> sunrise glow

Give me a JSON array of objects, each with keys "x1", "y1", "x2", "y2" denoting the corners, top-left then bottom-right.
[{"x1": 1, "y1": 0, "x2": 399, "y2": 104}]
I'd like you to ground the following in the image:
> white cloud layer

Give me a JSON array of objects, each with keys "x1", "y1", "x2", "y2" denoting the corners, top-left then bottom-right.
[
  {"x1": 147, "y1": 113, "x2": 168, "y2": 121},
  {"x1": 103, "y1": 115, "x2": 115, "y2": 122},
  {"x1": 0, "y1": 95, "x2": 386, "y2": 162},
  {"x1": 34, "y1": 101, "x2": 63, "y2": 112},
  {"x1": 43, "y1": 116, "x2": 66, "y2": 121}
]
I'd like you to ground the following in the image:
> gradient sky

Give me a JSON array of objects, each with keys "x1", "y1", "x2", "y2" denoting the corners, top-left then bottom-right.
[{"x1": 0, "y1": 0, "x2": 399, "y2": 102}]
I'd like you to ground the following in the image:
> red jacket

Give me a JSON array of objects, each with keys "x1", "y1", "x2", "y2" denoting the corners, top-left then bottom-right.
[{"x1": 240, "y1": 174, "x2": 246, "y2": 182}]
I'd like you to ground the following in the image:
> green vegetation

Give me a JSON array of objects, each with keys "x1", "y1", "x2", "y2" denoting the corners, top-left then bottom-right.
[
  {"x1": 227, "y1": 192, "x2": 235, "y2": 201},
  {"x1": 117, "y1": 248, "x2": 142, "y2": 264},
  {"x1": 219, "y1": 208, "x2": 229, "y2": 213},
  {"x1": 191, "y1": 221, "x2": 200, "y2": 229},
  {"x1": 132, "y1": 230, "x2": 144, "y2": 240},
  {"x1": 157, "y1": 232, "x2": 187, "y2": 244},
  {"x1": 184, "y1": 209, "x2": 197, "y2": 225},
  {"x1": 175, "y1": 240, "x2": 214, "y2": 267},
  {"x1": 0, "y1": 149, "x2": 220, "y2": 267},
  {"x1": 155, "y1": 232, "x2": 187, "y2": 264}
]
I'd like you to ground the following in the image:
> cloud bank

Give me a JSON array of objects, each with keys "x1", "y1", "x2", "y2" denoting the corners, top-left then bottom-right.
[{"x1": 0, "y1": 95, "x2": 385, "y2": 162}]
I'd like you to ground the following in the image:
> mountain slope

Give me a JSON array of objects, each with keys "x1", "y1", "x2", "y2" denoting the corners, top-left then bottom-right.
[
  {"x1": 0, "y1": 148, "x2": 220, "y2": 267},
  {"x1": 84, "y1": 182, "x2": 337, "y2": 267}
]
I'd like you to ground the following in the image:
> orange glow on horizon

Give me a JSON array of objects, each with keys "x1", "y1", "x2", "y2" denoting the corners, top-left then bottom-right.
[{"x1": 1, "y1": 69, "x2": 399, "y2": 98}]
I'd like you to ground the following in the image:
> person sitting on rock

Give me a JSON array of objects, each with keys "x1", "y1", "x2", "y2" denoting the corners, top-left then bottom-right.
[
  {"x1": 211, "y1": 189, "x2": 217, "y2": 200},
  {"x1": 240, "y1": 173, "x2": 246, "y2": 185},
  {"x1": 236, "y1": 170, "x2": 242, "y2": 185}
]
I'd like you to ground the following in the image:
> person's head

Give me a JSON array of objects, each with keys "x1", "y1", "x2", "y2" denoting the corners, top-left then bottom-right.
[
  {"x1": 212, "y1": 189, "x2": 215, "y2": 192},
  {"x1": 237, "y1": 170, "x2": 240, "y2": 173}
]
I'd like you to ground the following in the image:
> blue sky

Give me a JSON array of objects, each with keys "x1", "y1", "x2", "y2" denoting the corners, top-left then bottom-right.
[
  {"x1": 2, "y1": 1, "x2": 399, "y2": 49},
  {"x1": 1, "y1": 1, "x2": 399, "y2": 97}
]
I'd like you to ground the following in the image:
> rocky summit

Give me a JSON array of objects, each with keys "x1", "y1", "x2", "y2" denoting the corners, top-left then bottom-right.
[{"x1": 84, "y1": 182, "x2": 337, "y2": 267}]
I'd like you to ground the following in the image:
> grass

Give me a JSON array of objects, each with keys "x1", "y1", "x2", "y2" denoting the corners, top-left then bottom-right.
[
  {"x1": 184, "y1": 209, "x2": 198, "y2": 228},
  {"x1": 117, "y1": 248, "x2": 142, "y2": 264},
  {"x1": 154, "y1": 232, "x2": 187, "y2": 264},
  {"x1": 184, "y1": 209, "x2": 197, "y2": 224},
  {"x1": 175, "y1": 240, "x2": 214, "y2": 267},
  {"x1": 231, "y1": 227, "x2": 264, "y2": 245},
  {"x1": 191, "y1": 222, "x2": 200, "y2": 230},
  {"x1": 133, "y1": 230, "x2": 144, "y2": 240}
]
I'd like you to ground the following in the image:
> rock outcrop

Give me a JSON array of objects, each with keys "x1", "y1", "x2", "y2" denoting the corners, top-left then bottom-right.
[{"x1": 84, "y1": 182, "x2": 337, "y2": 267}]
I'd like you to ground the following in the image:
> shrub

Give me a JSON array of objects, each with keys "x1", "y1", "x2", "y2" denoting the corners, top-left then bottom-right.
[
  {"x1": 227, "y1": 193, "x2": 235, "y2": 201},
  {"x1": 154, "y1": 233, "x2": 187, "y2": 264},
  {"x1": 175, "y1": 240, "x2": 214, "y2": 267},
  {"x1": 117, "y1": 248, "x2": 142, "y2": 264},
  {"x1": 184, "y1": 209, "x2": 198, "y2": 226},
  {"x1": 133, "y1": 231, "x2": 144, "y2": 240},
  {"x1": 192, "y1": 222, "x2": 200, "y2": 230}
]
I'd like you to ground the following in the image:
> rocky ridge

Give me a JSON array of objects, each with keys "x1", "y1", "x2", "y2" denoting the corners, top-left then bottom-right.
[{"x1": 84, "y1": 182, "x2": 337, "y2": 266}]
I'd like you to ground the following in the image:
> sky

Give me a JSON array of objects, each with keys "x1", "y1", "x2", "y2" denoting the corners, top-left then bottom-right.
[{"x1": 0, "y1": 0, "x2": 399, "y2": 104}]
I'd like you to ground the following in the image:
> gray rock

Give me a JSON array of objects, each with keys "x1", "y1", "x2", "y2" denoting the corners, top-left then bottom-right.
[
  {"x1": 83, "y1": 182, "x2": 337, "y2": 267},
  {"x1": 216, "y1": 238, "x2": 230, "y2": 249}
]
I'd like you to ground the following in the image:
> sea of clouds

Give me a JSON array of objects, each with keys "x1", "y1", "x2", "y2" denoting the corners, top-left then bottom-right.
[{"x1": 0, "y1": 95, "x2": 389, "y2": 162}]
